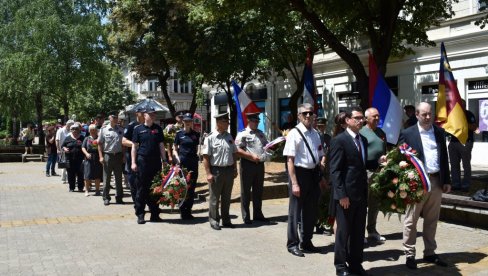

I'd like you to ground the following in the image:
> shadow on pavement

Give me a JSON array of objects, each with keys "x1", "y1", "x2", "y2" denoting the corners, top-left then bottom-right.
[
  {"x1": 368, "y1": 251, "x2": 487, "y2": 276},
  {"x1": 264, "y1": 172, "x2": 288, "y2": 183},
  {"x1": 163, "y1": 216, "x2": 208, "y2": 225},
  {"x1": 364, "y1": 249, "x2": 403, "y2": 262}
]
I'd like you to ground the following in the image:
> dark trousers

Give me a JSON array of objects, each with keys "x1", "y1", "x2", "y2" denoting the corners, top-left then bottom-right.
[
  {"x1": 134, "y1": 156, "x2": 161, "y2": 216},
  {"x1": 179, "y1": 159, "x2": 198, "y2": 215},
  {"x1": 334, "y1": 199, "x2": 367, "y2": 272},
  {"x1": 126, "y1": 151, "x2": 137, "y2": 204},
  {"x1": 67, "y1": 160, "x2": 84, "y2": 191},
  {"x1": 287, "y1": 166, "x2": 320, "y2": 249},
  {"x1": 45, "y1": 152, "x2": 57, "y2": 174},
  {"x1": 448, "y1": 141, "x2": 473, "y2": 189},
  {"x1": 239, "y1": 159, "x2": 265, "y2": 221}
]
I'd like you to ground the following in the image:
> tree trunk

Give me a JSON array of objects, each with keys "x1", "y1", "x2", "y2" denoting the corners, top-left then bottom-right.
[
  {"x1": 35, "y1": 92, "x2": 45, "y2": 146},
  {"x1": 158, "y1": 69, "x2": 176, "y2": 117},
  {"x1": 11, "y1": 115, "x2": 19, "y2": 145},
  {"x1": 224, "y1": 81, "x2": 237, "y2": 138}
]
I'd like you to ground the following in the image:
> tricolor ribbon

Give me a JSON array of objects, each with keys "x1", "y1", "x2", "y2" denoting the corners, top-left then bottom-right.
[
  {"x1": 399, "y1": 144, "x2": 431, "y2": 192},
  {"x1": 263, "y1": 136, "x2": 286, "y2": 151},
  {"x1": 160, "y1": 165, "x2": 188, "y2": 207}
]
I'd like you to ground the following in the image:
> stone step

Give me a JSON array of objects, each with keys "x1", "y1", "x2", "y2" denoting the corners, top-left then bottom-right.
[{"x1": 21, "y1": 154, "x2": 43, "y2": 163}]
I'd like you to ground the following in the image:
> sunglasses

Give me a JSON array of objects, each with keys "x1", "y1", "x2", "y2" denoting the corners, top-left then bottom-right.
[{"x1": 301, "y1": 111, "x2": 314, "y2": 117}]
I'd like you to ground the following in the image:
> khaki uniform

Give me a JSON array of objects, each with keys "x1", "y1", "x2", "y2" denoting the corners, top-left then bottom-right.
[
  {"x1": 235, "y1": 127, "x2": 268, "y2": 222},
  {"x1": 99, "y1": 125, "x2": 124, "y2": 202},
  {"x1": 202, "y1": 131, "x2": 237, "y2": 226}
]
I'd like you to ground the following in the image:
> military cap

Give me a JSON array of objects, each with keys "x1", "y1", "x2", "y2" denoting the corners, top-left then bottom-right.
[
  {"x1": 182, "y1": 113, "x2": 193, "y2": 121},
  {"x1": 316, "y1": 117, "x2": 327, "y2": 125},
  {"x1": 214, "y1": 112, "x2": 229, "y2": 120},
  {"x1": 246, "y1": 112, "x2": 261, "y2": 121}
]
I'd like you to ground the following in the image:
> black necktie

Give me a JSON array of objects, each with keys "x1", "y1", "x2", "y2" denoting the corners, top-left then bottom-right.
[{"x1": 355, "y1": 134, "x2": 363, "y2": 162}]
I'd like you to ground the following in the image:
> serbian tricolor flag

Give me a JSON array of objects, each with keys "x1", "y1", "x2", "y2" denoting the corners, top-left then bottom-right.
[
  {"x1": 369, "y1": 53, "x2": 403, "y2": 144},
  {"x1": 302, "y1": 47, "x2": 319, "y2": 112},
  {"x1": 232, "y1": 80, "x2": 260, "y2": 131},
  {"x1": 435, "y1": 42, "x2": 468, "y2": 144}
]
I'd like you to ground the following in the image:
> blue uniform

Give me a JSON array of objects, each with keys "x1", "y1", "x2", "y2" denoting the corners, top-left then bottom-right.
[
  {"x1": 124, "y1": 121, "x2": 138, "y2": 203},
  {"x1": 132, "y1": 123, "x2": 164, "y2": 217},
  {"x1": 174, "y1": 129, "x2": 200, "y2": 216}
]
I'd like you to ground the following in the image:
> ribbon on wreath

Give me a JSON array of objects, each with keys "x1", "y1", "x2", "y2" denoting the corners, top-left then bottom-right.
[
  {"x1": 160, "y1": 165, "x2": 188, "y2": 207},
  {"x1": 399, "y1": 143, "x2": 431, "y2": 192}
]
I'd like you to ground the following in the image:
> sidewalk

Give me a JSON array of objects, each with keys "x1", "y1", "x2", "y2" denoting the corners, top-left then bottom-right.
[{"x1": 1, "y1": 162, "x2": 488, "y2": 275}]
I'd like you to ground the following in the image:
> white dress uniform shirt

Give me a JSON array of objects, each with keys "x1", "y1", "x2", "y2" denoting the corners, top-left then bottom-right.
[
  {"x1": 417, "y1": 123, "x2": 440, "y2": 174},
  {"x1": 283, "y1": 122, "x2": 324, "y2": 169}
]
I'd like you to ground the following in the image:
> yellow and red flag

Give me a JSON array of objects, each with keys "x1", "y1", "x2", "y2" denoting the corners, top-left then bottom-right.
[{"x1": 435, "y1": 42, "x2": 468, "y2": 144}]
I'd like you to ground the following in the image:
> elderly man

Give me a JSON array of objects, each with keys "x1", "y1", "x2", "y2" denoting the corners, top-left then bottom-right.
[
  {"x1": 283, "y1": 103, "x2": 325, "y2": 257},
  {"x1": 359, "y1": 107, "x2": 387, "y2": 243},
  {"x1": 56, "y1": 120, "x2": 74, "y2": 183},
  {"x1": 235, "y1": 112, "x2": 269, "y2": 224},
  {"x1": 329, "y1": 107, "x2": 369, "y2": 276},
  {"x1": 202, "y1": 113, "x2": 238, "y2": 230},
  {"x1": 98, "y1": 111, "x2": 125, "y2": 206},
  {"x1": 398, "y1": 102, "x2": 451, "y2": 270}
]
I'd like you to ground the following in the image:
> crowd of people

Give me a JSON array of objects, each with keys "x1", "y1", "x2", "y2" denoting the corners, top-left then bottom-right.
[{"x1": 34, "y1": 99, "x2": 478, "y2": 275}]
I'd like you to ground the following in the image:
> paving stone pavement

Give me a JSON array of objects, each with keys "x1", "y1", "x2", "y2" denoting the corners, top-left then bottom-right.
[{"x1": 1, "y1": 162, "x2": 488, "y2": 275}]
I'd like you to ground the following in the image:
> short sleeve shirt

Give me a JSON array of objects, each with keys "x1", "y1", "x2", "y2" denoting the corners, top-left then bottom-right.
[
  {"x1": 235, "y1": 127, "x2": 268, "y2": 158},
  {"x1": 124, "y1": 121, "x2": 138, "y2": 142},
  {"x1": 174, "y1": 129, "x2": 200, "y2": 161},
  {"x1": 98, "y1": 125, "x2": 124, "y2": 153},
  {"x1": 132, "y1": 124, "x2": 164, "y2": 158},
  {"x1": 283, "y1": 123, "x2": 324, "y2": 169},
  {"x1": 201, "y1": 131, "x2": 237, "y2": 167}
]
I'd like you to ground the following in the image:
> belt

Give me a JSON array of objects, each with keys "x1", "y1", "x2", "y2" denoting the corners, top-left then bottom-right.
[
  {"x1": 211, "y1": 165, "x2": 234, "y2": 169},
  {"x1": 428, "y1": 172, "x2": 439, "y2": 177},
  {"x1": 104, "y1": 152, "x2": 122, "y2": 155}
]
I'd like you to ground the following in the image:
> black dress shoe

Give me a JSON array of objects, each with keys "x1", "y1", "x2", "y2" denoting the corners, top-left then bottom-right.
[
  {"x1": 287, "y1": 247, "x2": 304, "y2": 257},
  {"x1": 301, "y1": 242, "x2": 322, "y2": 253},
  {"x1": 424, "y1": 254, "x2": 448, "y2": 267},
  {"x1": 254, "y1": 217, "x2": 270, "y2": 222},
  {"x1": 336, "y1": 268, "x2": 351, "y2": 276},
  {"x1": 116, "y1": 199, "x2": 124, "y2": 204},
  {"x1": 149, "y1": 215, "x2": 163, "y2": 222},
  {"x1": 406, "y1": 257, "x2": 417, "y2": 269},
  {"x1": 222, "y1": 222, "x2": 235, "y2": 228},
  {"x1": 210, "y1": 224, "x2": 221, "y2": 230},
  {"x1": 244, "y1": 219, "x2": 252, "y2": 225},
  {"x1": 137, "y1": 215, "x2": 145, "y2": 224},
  {"x1": 103, "y1": 199, "x2": 110, "y2": 206}
]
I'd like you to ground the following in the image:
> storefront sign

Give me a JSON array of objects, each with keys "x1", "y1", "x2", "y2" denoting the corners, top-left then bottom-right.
[{"x1": 469, "y1": 80, "x2": 488, "y2": 90}]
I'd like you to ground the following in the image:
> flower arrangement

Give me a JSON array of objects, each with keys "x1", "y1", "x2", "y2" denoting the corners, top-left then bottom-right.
[
  {"x1": 370, "y1": 143, "x2": 430, "y2": 214},
  {"x1": 150, "y1": 163, "x2": 192, "y2": 209}
]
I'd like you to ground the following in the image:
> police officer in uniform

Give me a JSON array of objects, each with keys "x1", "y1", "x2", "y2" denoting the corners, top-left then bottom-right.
[
  {"x1": 173, "y1": 113, "x2": 200, "y2": 220},
  {"x1": 235, "y1": 112, "x2": 269, "y2": 224},
  {"x1": 131, "y1": 106, "x2": 168, "y2": 224},
  {"x1": 122, "y1": 107, "x2": 145, "y2": 204},
  {"x1": 202, "y1": 113, "x2": 238, "y2": 230},
  {"x1": 98, "y1": 111, "x2": 125, "y2": 206}
]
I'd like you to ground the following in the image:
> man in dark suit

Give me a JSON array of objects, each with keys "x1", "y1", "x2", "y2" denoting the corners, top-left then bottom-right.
[
  {"x1": 329, "y1": 107, "x2": 369, "y2": 276},
  {"x1": 398, "y1": 102, "x2": 451, "y2": 270}
]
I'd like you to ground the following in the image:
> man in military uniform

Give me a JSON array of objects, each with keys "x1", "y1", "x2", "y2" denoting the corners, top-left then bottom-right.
[
  {"x1": 202, "y1": 113, "x2": 238, "y2": 230},
  {"x1": 122, "y1": 107, "x2": 145, "y2": 203},
  {"x1": 131, "y1": 106, "x2": 168, "y2": 224},
  {"x1": 235, "y1": 112, "x2": 269, "y2": 224},
  {"x1": 98, "y1": 111, "x2": 125, "y2": 206},
  {"x1": 173, "y1": 113, "x2": 200, "y2": 220}
]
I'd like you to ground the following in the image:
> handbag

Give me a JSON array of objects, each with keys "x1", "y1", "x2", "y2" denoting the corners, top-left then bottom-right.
[{"x1": 58, "y1": 151, "x2": 70, "y2": 169}]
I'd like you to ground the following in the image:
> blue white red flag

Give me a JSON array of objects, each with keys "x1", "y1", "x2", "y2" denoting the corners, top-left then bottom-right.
[
  {"x1": 369, "y1": 53, "x2": 403, "y2": 144},
  {"x1": 232, "y1": 80, "x2": 261, "y2": 131},
  {"x1": 302, "y1": 48, "x2": 318, "y2": 112}
]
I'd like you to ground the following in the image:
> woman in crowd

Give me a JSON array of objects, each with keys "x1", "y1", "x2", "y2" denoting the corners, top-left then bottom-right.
[
  {"x1": 62, "y1": 123, "x2": 85, "y2": 192},
  {"x1": 45, "y1": 125, "x2": 58, "y2": 177},
  {"x1": 22, "y1": 124, "x2": 35, "y2": 155},
  {"x1": 173, "y1": 113, "x2": 200, "y2": 220},
  {"x1": 81, "y1": 124, "x2": 102, "y2": 196}
]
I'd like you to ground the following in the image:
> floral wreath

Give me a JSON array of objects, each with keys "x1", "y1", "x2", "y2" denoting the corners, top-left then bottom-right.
[
  {"x1": 150, "y1": 163, "x2": 192, "y2": 209},
  {"x1": 370, "y1": 143, "x2": 431, "y2": 214}
]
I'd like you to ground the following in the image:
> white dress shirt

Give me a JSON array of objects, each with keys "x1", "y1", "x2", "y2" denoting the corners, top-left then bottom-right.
[
  {"x1": 417, "y1": 123, "x2": 440, "y2": 173},
  {"x1": 283, "y1": 122, "x2": 324, "y2": 169}
]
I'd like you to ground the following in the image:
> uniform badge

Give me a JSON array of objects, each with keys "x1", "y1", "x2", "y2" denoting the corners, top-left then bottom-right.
[{"x1": 151, "y1": 129, "x2": 158, "y2": 134}]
